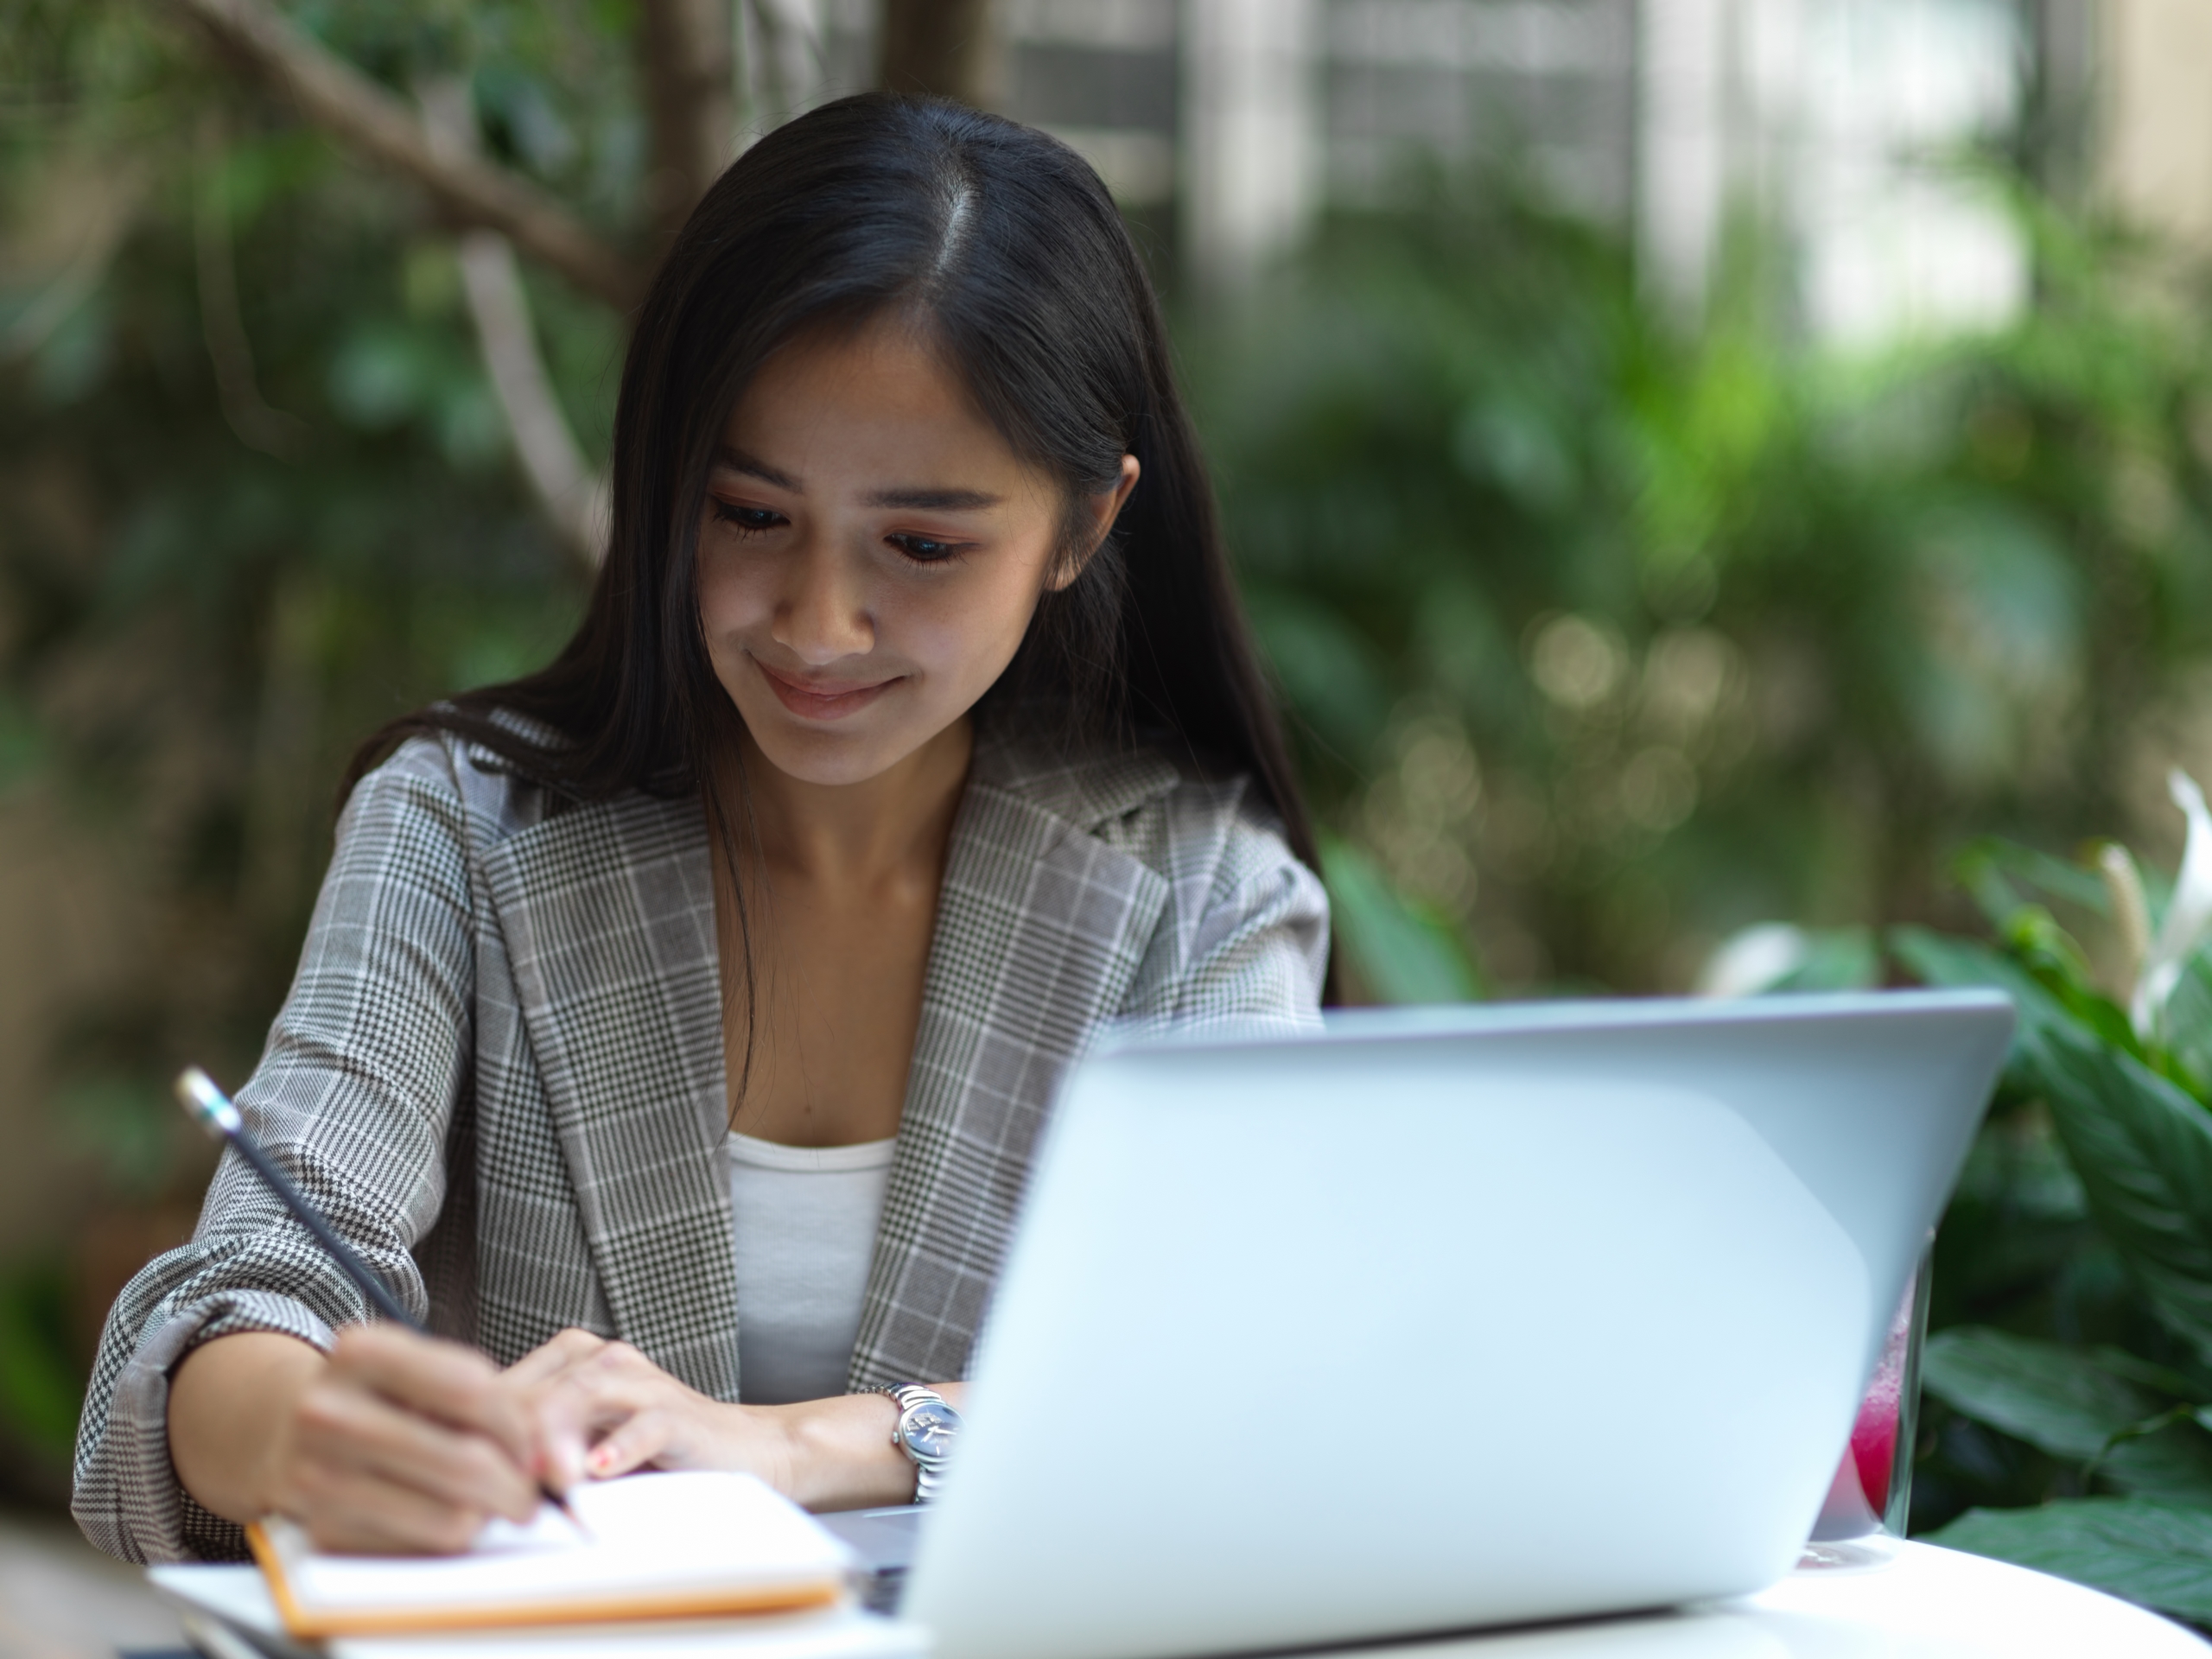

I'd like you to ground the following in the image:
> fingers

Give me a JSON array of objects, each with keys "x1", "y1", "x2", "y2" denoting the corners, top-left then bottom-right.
[
  {"x1": 504, "y1": 1327, "x2": 608, "y2": 1389},
  {"x1": 332, "y1": 1325, "x2": 537, "y2": 1478},
  {"x1": 526, "y1": 1342, "x2": 697, "y2": 1480},
  {"x1": 582, "y1": 1408, "x2": 677, "y2": 1481},
  {"x1": 505, "y1": 1331, "x2": 610, "y2": 1489},
  {"x1": 293, "y1": 1377, "x2": 539, "y2": 1523},
  {"x1": 295, "y1": 1459, "x2": 494, "y2": 1555},
  {"x1": 296, "y1": 1327, "x2": 540, "y2": 1533},
  {"x1": 528, "y1": 1382, "x2": 595, "y2": 1496},
  {"x1": 508, "y1": 1334, "x2": 645, "y2": 1491}
]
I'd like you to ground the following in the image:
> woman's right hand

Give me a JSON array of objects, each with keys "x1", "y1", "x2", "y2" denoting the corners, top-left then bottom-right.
[{"x1": 168, "y1": 1325, "x2": 550, "y2": 1554}]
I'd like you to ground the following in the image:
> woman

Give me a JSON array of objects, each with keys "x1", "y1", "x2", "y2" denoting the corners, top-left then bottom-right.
[{"x1": 73, "y1": 93, "x2": 1328, "y2": 1564}]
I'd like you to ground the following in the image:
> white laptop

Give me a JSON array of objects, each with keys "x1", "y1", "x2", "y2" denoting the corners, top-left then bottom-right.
[{"x1": 886, "y1": 988, "x2": 2013, "y2": 1659}]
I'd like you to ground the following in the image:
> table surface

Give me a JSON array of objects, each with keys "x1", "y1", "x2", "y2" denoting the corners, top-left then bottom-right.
[
  {"x1": 1357, "y1": 1541, "x2": 2209, "y2": 1658},
  {"x1": 136, "y1": 1540, "x2": 2209, "y2": 1659}
]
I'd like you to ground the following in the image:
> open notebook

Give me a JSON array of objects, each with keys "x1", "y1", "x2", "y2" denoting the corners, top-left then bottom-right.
[{"x1": 245, "y1": 1471, "x2": 853, "y2": 1637}]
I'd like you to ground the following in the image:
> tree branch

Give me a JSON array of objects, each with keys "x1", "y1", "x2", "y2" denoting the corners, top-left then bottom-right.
[
  {"x1": 195, "y1": 118, "x2": 309, "y2": 459},
  {"x1": 639, "y1": 0, "x2": 734, "y2": 246},
  {"x1": 162, "y1": 0, "x2": 645, "y2": 309},
  {"x1": 455, "y1": 230, "x2": 611, "y2": 567},
  {"x1": 419, "y1": 78, "x2": 609, "y2": 570}
]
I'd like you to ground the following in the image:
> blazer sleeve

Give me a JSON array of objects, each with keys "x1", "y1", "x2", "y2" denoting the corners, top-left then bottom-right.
[
  {"x1": 1113, "y1": 778, "x2": 1331, "y2": 1037},
  {"x1": 72, "y1": 740, "x2": 480, "y2": 1564}
]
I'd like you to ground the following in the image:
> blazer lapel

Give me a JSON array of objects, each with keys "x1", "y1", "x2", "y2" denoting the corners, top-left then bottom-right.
[
  {"x1": 848, "y1": 734, "x2": 1178, "y2": 1387},
  {"x1": 481, "y1": 791, "x2": 741, "y2": 1401}
]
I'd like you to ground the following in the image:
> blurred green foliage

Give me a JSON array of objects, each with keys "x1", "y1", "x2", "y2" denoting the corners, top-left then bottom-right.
[
  {"x1": 1888, "y1": 828, "x2": 2212, "y2": 1622},
  {"x1": 1187, "y1": 178, "x2": 2212, "y2": 997},
  {"x1": 3, "y1": 0, "x2": 596, "y2": 1091},
  {"x1": 0, "y1": 1260, "x2": 78, "y2": 1458},
  {"x1": 2, "y1": 0, "x2": 600, "y2": 1480}
]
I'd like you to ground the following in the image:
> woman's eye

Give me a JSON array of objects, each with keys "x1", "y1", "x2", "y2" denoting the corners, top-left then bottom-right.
[
  {"x1": 711, "y1": 500, "x2": 784, "y2": 534},
  {"x1": 888, "y1": 533, "x2": 963, "y2": 563}
]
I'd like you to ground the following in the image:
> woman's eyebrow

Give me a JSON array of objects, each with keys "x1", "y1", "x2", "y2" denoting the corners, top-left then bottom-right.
[
  {"x1": 711, "y1": 448, "x2": 999, "y2": 512},
  {"x1": 863, "y1": 485, "x2": 1002, "y2": 511},
  {"x1": 712, "y1": 447, "x2": 801, "y2": 492}
]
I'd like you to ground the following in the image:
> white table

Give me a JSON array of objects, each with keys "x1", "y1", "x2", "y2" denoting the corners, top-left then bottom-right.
[
  {"x1": 1362, "y1": 1541, "x2": 2207, "y2": 1657},
  {"x1": 153, "y1": 1543, "x2": 2208, "y2": 1657}
]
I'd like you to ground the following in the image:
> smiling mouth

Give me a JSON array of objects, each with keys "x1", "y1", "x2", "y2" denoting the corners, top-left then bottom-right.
[{"x1": 752, "y1": 657, "x2": 901, "y2": 721}]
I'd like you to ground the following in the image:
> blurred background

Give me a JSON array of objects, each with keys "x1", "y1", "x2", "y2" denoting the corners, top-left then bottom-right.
[{"x1": 4, "y1": 0, "x2": 2212, "y2": 1592}]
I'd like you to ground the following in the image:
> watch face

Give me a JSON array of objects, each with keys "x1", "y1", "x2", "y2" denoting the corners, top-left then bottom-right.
[{"x1": 901, "y1": 1398, "x2": 963, "y2": 1462}]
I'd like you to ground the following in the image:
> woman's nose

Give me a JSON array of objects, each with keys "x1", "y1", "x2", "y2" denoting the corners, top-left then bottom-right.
[{"x1": 772, "y1": 543, "x2": 874, "y2": 664}]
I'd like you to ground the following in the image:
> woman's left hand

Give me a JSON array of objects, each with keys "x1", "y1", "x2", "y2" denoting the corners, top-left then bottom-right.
[
  {"x1": 507, "y1": 1330, "x2": 945, "y2": 1511},
  {"x1": 507, "y1": 1332, "x2": 793, "y2": 1491}
]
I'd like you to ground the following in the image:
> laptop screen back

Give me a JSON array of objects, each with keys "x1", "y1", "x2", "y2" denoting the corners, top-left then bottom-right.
[{"x1": 903, "y1": 990, "x2": 2012, "y2": 1659}]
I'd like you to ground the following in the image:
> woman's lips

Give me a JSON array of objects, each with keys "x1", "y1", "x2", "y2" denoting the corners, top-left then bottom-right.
[{"x1": 752, "y1": 657, "x2": 899, "y2": 721}]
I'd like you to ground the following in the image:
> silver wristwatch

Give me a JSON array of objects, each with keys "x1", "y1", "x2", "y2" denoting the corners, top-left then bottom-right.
[{"x1": 879, "y1": 1383, "x2": 963, "y2": 1503}]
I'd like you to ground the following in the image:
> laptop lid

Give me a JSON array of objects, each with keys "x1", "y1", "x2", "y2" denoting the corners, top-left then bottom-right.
[{"x1": 901, "y1": 989, "x2": 2012, "y2": 1659}]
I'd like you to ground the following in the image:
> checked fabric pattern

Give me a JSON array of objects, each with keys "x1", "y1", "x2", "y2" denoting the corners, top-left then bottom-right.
[{"x1": 72, "y1": 717, "x2": 1328, "y2": 1564}]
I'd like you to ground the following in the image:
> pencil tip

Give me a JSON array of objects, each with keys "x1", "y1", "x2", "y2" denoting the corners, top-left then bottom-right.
[{"x1": 550, "y1": 1489, "x2": 594, "y2": 1541}]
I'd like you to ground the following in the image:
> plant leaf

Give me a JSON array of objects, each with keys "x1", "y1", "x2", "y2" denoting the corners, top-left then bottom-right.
[
  {"x1": 1769, "y1": 926, "x2": 1881, "y2": 992},
  {"x1": 2034, "y1": 1026, "x2": 2212, "y2": 1365},
  {"x1": 1889, "y1": 925, "x2": 2075, "y2": 1091},
  {"x1": 2159, "y1": 952, "x2": 2212, "y2": 1098},
  {"x1": 1954, "y1": 836, "x2": 2113, "y2": 925},
  {"x1": 1923, "y1": 1326, "x2": 2161, "y2": 1459},
  {"x1": 2136, "y1": 770, "x2": 2212, "y2": 1041},
  {"x1": 1320, "y1": 837, "x2": 1482, "y2": 1006},
  {"x1": 0, "y1": 1266, "x2": 80, "y2": 1456},
  {"x1": 2094, "y1": 1346, "x2": 2208, "y2": 1401},
  {"x1": 2101, "y1": 1420, "x2": 2212, "y2": 1508},
  {"x1": 1929, "y1": 1498, "x2": 2212, "y2": 1619}
]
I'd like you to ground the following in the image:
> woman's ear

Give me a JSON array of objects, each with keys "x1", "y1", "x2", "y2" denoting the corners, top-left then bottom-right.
[{"x1": 1046, "y1": 454, "x2": 1142, "y2": 593}]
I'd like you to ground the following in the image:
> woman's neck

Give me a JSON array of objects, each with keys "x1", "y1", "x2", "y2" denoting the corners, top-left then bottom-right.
[{"x1": 724, "y1": 715, "x2": 973, "y2": 887}]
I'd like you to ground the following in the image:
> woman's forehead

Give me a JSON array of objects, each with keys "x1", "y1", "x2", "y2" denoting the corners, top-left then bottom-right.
[{"x1": 716, "y1": 319, "x2": 1048, "y2": 503}]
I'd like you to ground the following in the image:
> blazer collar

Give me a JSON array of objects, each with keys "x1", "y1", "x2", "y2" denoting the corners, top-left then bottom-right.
[
  {"x1": 965, "y1": 720, "x2": 1184, "y2": 831},
  {"x1": 849, "y1": 724, "x2": 1180, "y2": 1385},
  {"x1": 483, "y1": 726, "x2": 1184, "y2": 1397},
  {"x1": 480, "y1": 789, "x2": 740, "y2": 1399}
]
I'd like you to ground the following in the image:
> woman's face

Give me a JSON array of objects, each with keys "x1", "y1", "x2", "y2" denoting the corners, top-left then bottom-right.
[{"x1": 697, "y1": 313, "x2": 1137, "y2": 788}]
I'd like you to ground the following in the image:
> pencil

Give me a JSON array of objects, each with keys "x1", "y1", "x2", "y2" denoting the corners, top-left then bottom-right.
[{"x1": 172, "y1": 1066, "x2": 588, "y2": 1539}]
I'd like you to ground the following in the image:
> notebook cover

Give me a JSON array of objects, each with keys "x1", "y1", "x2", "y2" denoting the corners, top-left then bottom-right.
[{"x1": 243, "y1": 1473, "x2": 851, "y2": 1639}]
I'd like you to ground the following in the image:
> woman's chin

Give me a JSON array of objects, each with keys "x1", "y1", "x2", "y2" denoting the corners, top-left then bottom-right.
[{"x1": 738, "y1": 710, "x2": 932, "y2": 790}]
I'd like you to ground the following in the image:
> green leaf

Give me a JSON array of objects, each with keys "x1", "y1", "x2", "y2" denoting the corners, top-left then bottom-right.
[
  {"x1": 2162, "y1": 954, "x2": 2212, "y2": 1096},
  {"x1": 2034, "y1": 1026, "x2": 2212, "y2": 1365},
  {"x1": 1929, "y1": 1498, "x2": 2212, "y2": 1619},
  {"x1": 1890, "y1": 925, "x2": 2056, "y2": 1021},
  {"x1": 1889, "y1": 926, "x2": 2075, "y2": 1087},
  {"x1": 2094, "y1": 1347, "x2": 2207, "y2": 1401},
  {"x1": 1890, "y1": 924, "x2": 2165, "y2": 1107},
  {"x1": 2001, "y1": 906, "x2": 2123, "y2": 1039},
  {"x1": 1244, "y1": 590, "x2": 1393, "y2": 757},
  {"x1": 0, "y1": 690, "x2": 43, "y2": 794},
  {"x1": 2102, "y1": 1419, "x2": 2212, "y2": 1508},
  {"x1": 0, "y1": 1264, "x2": 80, "y2": 1457},
  {"x1": 1923, "y1": 1326, "x2": 2162, "y2": 1459},
  {"x1": 1767, "y1": 926, "x2": 1880, "y2": 991},
  {"x1": 1321, "y1": 837, "x2": 1482, "y2": 1006},
  {"x1": 1955, "y1": 836, "x2": 2112, "y2": 929}
]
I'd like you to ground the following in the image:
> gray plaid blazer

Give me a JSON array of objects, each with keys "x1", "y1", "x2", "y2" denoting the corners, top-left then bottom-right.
[{"x1": 73, "y1": 718, "x2": 1328, "y2": 1564}]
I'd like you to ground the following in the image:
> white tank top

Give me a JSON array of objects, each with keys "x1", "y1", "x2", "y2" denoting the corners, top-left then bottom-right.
[{"x1": 724, "y1": 1130, "x2": 898, "y2": 1405}]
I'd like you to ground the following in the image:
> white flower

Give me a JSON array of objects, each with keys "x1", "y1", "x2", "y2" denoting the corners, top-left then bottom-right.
[
  {"x1": 1696, "y1": 923, "x2": 1808, "y2": 999},
  {"x1": 2132, "y1": 768, "x2": 2212, "y2": 1040}
]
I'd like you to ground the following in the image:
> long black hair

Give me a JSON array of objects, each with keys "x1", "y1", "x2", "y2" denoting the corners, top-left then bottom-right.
[{"x1": 346, "y1": 92, "x2": 1319, "y2": 944}]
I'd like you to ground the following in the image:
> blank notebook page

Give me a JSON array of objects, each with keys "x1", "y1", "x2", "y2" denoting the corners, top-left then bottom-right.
[{"x1": 251, "y1": 1471, "x2": 852, "y2": 1637}]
